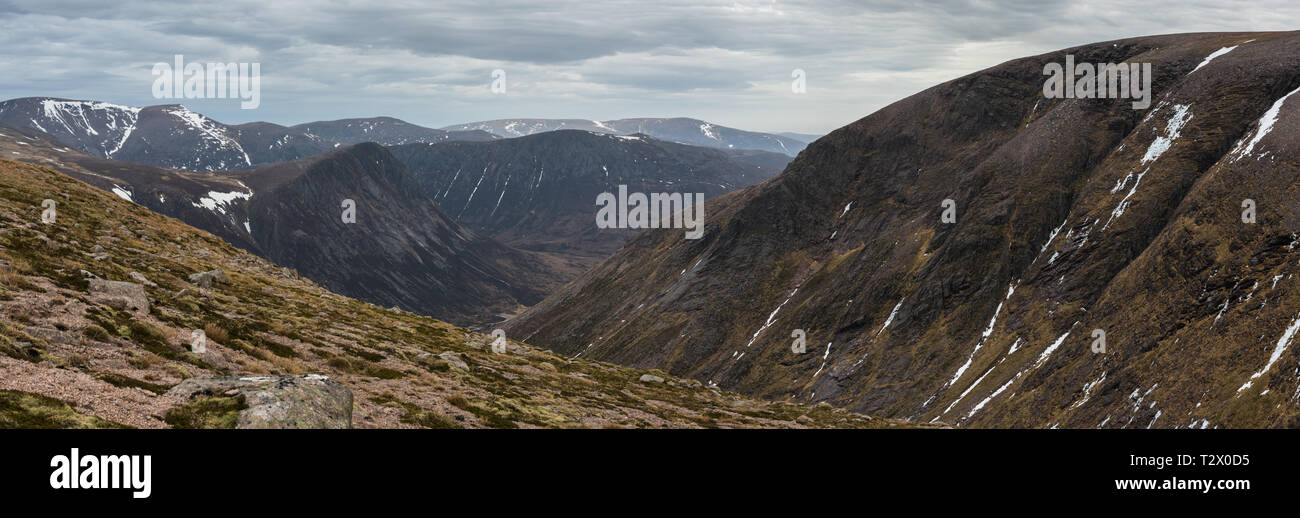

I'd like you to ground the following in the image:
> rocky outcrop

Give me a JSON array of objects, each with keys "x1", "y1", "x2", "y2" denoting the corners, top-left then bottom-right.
[
  {"x1": 87, "y1": 279, "x2": 149, "y2": 314},
  {"x1": 188, "y1": 269, "x2": 228, "y2": 288},
  {"x1": 166, "y1": 375, "x2": 353, "y2": 429}
]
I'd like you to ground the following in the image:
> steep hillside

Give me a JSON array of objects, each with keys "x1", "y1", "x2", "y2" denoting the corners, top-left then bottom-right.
[
  {"x1": 442, "y1": 117, "x2": 807, "y2": 156},
  {"x1": 389, "y1": 130, "x2": 784, "y2": 266},
  {"x1": 506, "y1": 32, "x2": 1300, "y2": 428},
  {"x1": 0, "y1": 158, "x2": 913, "y2": 429},
  {"x1": 0, "y1": 127, "x2": 567, "y2": 326},
  {"x1": 231, "y1": 143, "x2": 566, "y2": 325},
  {"x1": 0, "y1": 123, "x2": 261, "y2": 250}
]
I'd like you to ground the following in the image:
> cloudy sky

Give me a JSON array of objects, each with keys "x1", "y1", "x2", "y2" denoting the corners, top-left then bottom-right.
[{"x1": 0, "y1": 0, "x2": 1296, "y2": 134}]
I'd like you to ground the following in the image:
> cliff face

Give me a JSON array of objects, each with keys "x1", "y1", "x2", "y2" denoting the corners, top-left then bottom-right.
[{"x1": 506, "y1": 32, "x2": 1300, "y2": 428}]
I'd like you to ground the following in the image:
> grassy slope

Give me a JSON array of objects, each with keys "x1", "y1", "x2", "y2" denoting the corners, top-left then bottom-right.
[{"x1": 0, "y1": 158, "x2": 927, "y2": 429}]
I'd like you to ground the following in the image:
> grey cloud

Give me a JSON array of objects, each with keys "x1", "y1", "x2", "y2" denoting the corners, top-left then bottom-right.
[{"x1": 0, "y1": 0, "x2": 1297, "y2": 133}]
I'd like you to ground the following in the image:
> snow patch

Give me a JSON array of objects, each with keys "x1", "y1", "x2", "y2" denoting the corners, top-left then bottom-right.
[
  {"x1": 1232, "y1": 85, "x2": 1300, "y2": 161},
  {"x1": 1141, "y1": 104, "x2": 1192, "y2": 164},
  {"x1": 1236, "y1": 310, "x2": 1300, "y2": 393},
  {"x1": 192, "y1": 187, "x2": 252, "y2": 214},
  {"x1": 946, "y1": 282, "x2": 1017, "y2": 387},
  {"x1": 1190, "y1": 45, "x2": 1238, "y2": 74},
  {"x1": 742, "y1": 288, "x2": 799, "y2": 348},
  {"x1": 110, "y1": 185, "x2": 134, "y2": 203}
]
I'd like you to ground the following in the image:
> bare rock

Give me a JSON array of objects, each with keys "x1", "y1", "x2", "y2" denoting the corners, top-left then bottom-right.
[
  {"x1": 188, "y1": 269, "x2": 228, "y2": 288},
  {"x1": 128, "y1": 271, "x2": 157, "y2": 287},
  {"x1": 87, "y1": 279, "x2": 149, "y2": 314},
  {"x1": 166, "y1": 374, "x2": 352, "y2": 429},
  {"x1": 437, "y1": 352, "x2": 469, "y2": 371},
  {"x1": 23, "y1": 326, "x2": 77, "y2": 345}
]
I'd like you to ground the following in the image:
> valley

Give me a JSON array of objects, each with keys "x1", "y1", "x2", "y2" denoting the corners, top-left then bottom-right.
[{"x1": 2, "y1": 30, "x2": 1297, "y2": 430}]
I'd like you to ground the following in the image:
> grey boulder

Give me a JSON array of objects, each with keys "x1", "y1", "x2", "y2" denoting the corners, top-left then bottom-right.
[{"x1": 166, "y1": 374, "x2": 353, "y2": 429}]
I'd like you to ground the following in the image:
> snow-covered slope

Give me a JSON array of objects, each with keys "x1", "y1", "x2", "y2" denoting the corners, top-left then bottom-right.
[{"x1": 0, "y1": 99, "x2": 493, "y2": 171}]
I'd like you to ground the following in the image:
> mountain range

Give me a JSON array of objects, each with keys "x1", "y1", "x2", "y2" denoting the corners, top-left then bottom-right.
[
  {"x1": 441, "y1": 117, "x2": 808, "y2": 156},
  {"x1": 1, "y1": 119, "x2": 779, "y2": 325},
  {"x1": 5, "y1": 31, "x2": 1298, "y2": 429},
  {"x1": 0, "y1": 99, "x2": 808, "y2": 175},
  {"x1": 0, "y1": 123, "x2": 566, "y2": 325},
  {"x1": 0, "y1": 98, "x2": 498, "y2": 172}
]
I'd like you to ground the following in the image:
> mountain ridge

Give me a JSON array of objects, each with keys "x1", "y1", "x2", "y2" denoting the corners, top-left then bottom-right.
[
  {"x1": 441, "y1": 117, "x2": 808, "y2": 156},
  {"x1": 0, "y1": 98, "x2": 495, "y2": 172}
]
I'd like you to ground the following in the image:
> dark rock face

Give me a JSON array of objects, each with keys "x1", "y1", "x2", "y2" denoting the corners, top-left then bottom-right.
[
  {"x1": 507, "y1": 32, "x2": 1300, "y2": 428},
  {"x1": 389, "y1": 130, "x2": 786, "y2": 267},
  {"x1": 166, "y1": 375, "x2": 353, "y2": 429}
]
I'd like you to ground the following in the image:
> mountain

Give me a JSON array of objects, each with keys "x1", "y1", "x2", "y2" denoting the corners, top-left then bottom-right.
[
  {"x1": 0, "y1": 98, "x2": 493, "y2": 172},
  {"x1": 505, "y1": 32, "x2": 1300, "y2": 428},
  {"x1": 0, "y1": 98, "x2": 336, "y2": 171},
  {"x1": 441, "y1": 117, "x2": 808, "y2": 156},
  {"x1": 441, "y1": 118, "x2": 617, "y2": 137},
  {"x1": 0, "y1": 156, "x2": 914, "y2": 428},
  {"x1": 0, "y1": 122, "x2": 263, "y2": 250},
  {"x1": 292, "y1": 117, "x2": 498, "y2": 146},
  {"x1": 230, "y1": 143, "x2": 565, "y2": 325},
  {"x1": 389, "y1": 130, "x2": 786, "y2": 268},
  {"x1": 228, "y1": 121, "x2": 339, "y2": 166},
  {"x1": 0, "y1": 125, "x2": 565, "y2": 325}
]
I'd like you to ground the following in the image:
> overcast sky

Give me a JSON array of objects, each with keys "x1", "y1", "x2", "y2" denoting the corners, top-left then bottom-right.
[{"x1": 0, "y1": 0, "x2": 1296, "y2": 134}]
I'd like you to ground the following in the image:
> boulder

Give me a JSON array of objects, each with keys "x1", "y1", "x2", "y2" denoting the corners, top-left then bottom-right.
[
  {"x1": 23, "y1": 326, "x2": 77, "y2": 345},
  {"x1": 11, "y1": 341, "x2": 40, "y2": 359},
  {"x1": 638, "y1": 374, "x2": 665, "y2": 384},
  {"x1": 166, "y1": 374, "x2": 352, "y2": 429},
  {"x1": 437, "y1": 352, "x2": 469, "y2": 371},
  {"x1": 188, "y1": 269, "x2": 228, "y2": 288},
  {"x1": 87, "y1": 279, "x2": 149, "y2": 314},
  {"x1": 128, "y1": 271, "x2": 157, "y2": 287}
]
